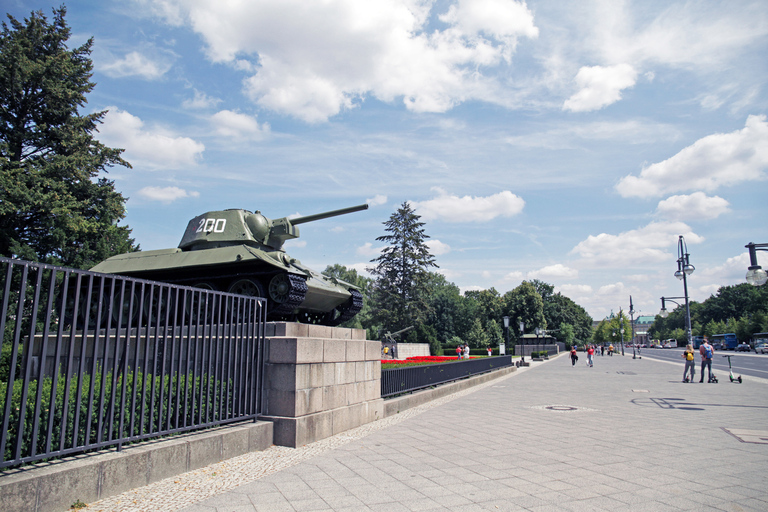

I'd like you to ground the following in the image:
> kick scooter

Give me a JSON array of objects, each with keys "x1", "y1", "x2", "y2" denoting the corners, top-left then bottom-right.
[{"x1": 722, "y1": 354, "x2": 742, "y2": 383}]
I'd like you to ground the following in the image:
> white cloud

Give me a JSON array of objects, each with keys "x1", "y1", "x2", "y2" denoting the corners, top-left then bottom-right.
[
  {"x1": 356, "y1": 242, "x2": 383, "y2": 258},
  {"x1": 283, "y1": 240, "x2": 307, "y2": 249},
  {"x1": 411, "y1": 189, "x2": 525, "y2": 222},
  {"x1": 138, "y1": 0, "x2": 538, "y2": 122},
  {"x1": 426, "y1": 239, "x2": 451, "y2": 256},
  {"x1": 101, "y1": 51, "x2": 172, "y2": 79},
  {"x1": 503, "y1": 271, "x2": 524, "y2": 281},
  {"x1": 349, "y1": 262, "x2": 373, "y2": 277},
  {"x1": 182, "y1": 89, "x2": 222, "y2": 109},
  {"x1": 655, "y1": 192, "x2": 730, "y2": 221},
  {"x1": 693, "y1": 252, "x2": 751, "y2": 298},
  {"x1": 210, "y1": 110, "x2": 269, "y2": 140},
  {"x1": 563, "y1": 63, "x2": 637, "y2": 112},
  {"x1": 98, "y1": 108, "x2": 205, "y2": 169},
  {"x1": 616, "y1": 115, "x2": 768, "y2": 198},
  {"x1": 366, "y1": 195, "x2": 388, "y2": 207},
  {"x1": 527, "y1": 264, "x2": 578, "y2": 280},
  {"x1": 138, "y1": 186, "x2": 200, "y2": 203},
  {"x1": 570, "y1": 221, "x2": 704, "y2": 267}
]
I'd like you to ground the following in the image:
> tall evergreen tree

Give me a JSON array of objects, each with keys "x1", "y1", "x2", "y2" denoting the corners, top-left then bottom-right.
[
  {"x1": 0, "y1": 7, "x2": 136, "y2": 269},
  {"x1": 368, "y1": 202, "x2": 437, "y2": 332}
]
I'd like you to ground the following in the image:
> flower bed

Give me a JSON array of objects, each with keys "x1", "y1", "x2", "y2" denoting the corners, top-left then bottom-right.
[{"x1": 381, "y1": 355, "x2": 477, "y2": 368}]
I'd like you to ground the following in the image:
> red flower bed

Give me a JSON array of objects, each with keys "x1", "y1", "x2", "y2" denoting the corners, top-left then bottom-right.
[{"x1": 381, "y1": 355, "x2": 476, "y2": 365}]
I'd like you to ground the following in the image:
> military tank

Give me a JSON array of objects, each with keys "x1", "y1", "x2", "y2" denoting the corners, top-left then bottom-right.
[{"x1": 90, "y1": 203, "x2": 369, "y2": 325}]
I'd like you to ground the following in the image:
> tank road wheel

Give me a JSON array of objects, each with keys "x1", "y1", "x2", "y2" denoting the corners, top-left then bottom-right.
[
  {"x1": 227, "y1": 278, "x2": 265, "y2": 298},
  {"x1": 267, "y1": 274, "x2": 308, "y2": 320},
  {"x1": 143, "y1": 286, "x2": 176, "y2": 327},
  {"x1": 182, "y1": 282, "x2": 219, "y2": 324},
  {"x1": 268, "y1": 274, "x2": 291, "y2": 303}
]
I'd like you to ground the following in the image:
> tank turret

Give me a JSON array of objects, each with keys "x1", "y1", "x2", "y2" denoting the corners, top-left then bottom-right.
[
  {"x1": 90, "y1": 203, "x2": 369, "y2": 325},
  {"x1": 179, "y1": 204, "x2": 368, "y2": 252}
]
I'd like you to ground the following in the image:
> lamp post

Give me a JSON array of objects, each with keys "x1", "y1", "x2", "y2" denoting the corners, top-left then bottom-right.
[
  {"x1": 502, "y1": 316, "x2": 509, "y2": 356},
  {"x1": 519, "y1": 320, "x2": 525, "y2": 362},
  {"x1": 745, "y1": 242, "x2": 768, "y2": 286},
  {"x1": 661, "y1": 235, "x2": 694, "y2": 346},
  {"x1": 659, "y1": 296, "x2": 687, "y2": 346},
  {"x1": 535, "y1": 327, "x2": 542, "y2": 356},
  {"x1": 629, "y1": 296, "x2": 640, "y2": 359},
  {"x1": 620, "y1": 326, "x2": 625, "y2": 356}
]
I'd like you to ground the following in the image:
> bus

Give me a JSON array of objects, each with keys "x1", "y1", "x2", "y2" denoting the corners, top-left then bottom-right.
[{"x1": 711, "y1": 333, "x2": 738, "y2": 350}]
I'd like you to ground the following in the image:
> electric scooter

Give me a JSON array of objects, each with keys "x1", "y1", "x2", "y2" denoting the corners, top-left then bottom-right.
[{"x1": 722, "y1": 354, "x2": 742, "y2": 383}]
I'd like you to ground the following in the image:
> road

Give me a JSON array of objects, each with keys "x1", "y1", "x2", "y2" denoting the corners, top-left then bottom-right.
[{"x1": 634, "y1": 347, "x2": 768, "y2": 382}]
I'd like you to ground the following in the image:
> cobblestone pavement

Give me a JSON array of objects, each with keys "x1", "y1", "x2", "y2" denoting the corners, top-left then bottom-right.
[{"x1": 89, "y1": 354, "x2": 768, "y2": 511}]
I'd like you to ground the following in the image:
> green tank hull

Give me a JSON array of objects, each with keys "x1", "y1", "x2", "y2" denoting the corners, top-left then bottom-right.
[{"x1": 90, "y1": 204, "x2": 368, "y2": 325}]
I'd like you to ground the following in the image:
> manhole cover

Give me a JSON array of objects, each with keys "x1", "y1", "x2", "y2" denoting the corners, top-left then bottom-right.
[{"x1": 530, "y1": 405, "x2": 595, "y2": 413}]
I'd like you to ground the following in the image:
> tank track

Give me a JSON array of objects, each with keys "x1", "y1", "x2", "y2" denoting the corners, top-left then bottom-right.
[
  {"x1": 268, "y1": 273, "x2": 308, "y2": 319},
  {"x1": 327, "y1": 289, "x2": 363, "y2": 326}
]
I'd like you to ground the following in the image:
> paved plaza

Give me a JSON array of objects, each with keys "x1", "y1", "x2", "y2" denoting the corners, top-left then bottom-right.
[{"x1": 90, "y1": 352, "x2": 768, "y2": 512}]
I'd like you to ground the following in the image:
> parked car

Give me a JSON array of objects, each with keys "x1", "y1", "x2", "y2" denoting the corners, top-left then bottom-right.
[
  {"x1": 712, "y1": 342, "x2": 724, "y2": 350},
  {"x1": 736, "y1": 343, "x2": 751, "y2": 352},
  {"x1": 756, "y1": 342, "x2": 768, "y2": 354}
]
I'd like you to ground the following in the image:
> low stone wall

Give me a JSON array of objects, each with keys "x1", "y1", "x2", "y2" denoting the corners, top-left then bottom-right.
[
  {"x1": 390, "y1": 342, "x2": 430, "y2": 359},
  {"x1": 0, "y1": 421, "x2": 273, "y2": 512},
  {"x1": 260, "y1": 323, "x2": 384, "y2": 447},
  {"x1": 383, "y1": 365, "x2": 517, "y2": 417}
]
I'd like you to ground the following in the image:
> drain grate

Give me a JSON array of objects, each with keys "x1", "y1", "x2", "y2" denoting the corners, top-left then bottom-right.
[
  {"x1": 616, "y1": 371, "x2": 637, "y2": 375},
  {"x1": 530, "y1": 404, "x2": 595, "y2": 413}
]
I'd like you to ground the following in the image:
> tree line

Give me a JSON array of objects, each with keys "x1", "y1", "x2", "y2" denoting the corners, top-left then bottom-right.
[
  {"x1": 323, "y1": 202, "x2": 594, "y2": 353},
  {"x1": 648, "y1": 283, "x2": 768, "y2": 343}
]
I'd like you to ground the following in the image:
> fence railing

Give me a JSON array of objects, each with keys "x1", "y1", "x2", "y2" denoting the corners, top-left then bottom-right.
[
  {"x1": 381, "y1": 356, "x2": 514, "y2": 398},
  {"x1": 0, "y1": 257, "x2": 266, "y2": 469}
]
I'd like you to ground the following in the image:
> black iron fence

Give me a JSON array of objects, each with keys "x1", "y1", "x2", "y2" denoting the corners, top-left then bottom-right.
[
  {"x1": 0, "y1": 257, "x2": 266, "y2": 469},
  {"x1": 381, "y1": 356, "x2": 513, "y2": 398}
]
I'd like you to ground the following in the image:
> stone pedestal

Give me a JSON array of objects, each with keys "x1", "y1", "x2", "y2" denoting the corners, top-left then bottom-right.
[{"x1": 261, "y1": 322, "x2": 383, "y2": 447}]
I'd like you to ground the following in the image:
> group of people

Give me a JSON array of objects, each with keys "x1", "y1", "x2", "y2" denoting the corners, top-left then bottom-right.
[
  {"x1": 569, "y1": 344, "x2": 615, "y2": 367},
  {"x1": 455, "y1": 344, "x2": 470, "y2": 360},
  {"x1": 682, "y1": 338, "x2": 716, "y2": 383}
]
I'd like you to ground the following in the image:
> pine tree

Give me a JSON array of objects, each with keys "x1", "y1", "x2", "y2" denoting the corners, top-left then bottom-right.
[
  {"x1": 0, "y1": 7, "x2": 136, "y2": 269},
  {"x1": 368, "y1": 202, "x2": 437, "y2": 333}
]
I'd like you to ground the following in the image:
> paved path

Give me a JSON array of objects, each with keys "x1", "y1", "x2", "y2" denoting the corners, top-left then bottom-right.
[{"x1": 90, "y1": 353, "x2": 768, "y2": 512}]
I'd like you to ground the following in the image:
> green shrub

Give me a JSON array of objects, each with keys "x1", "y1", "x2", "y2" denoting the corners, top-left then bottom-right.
[{"x1": 0, "y1": 366, "x2": 231, "y2": 466}]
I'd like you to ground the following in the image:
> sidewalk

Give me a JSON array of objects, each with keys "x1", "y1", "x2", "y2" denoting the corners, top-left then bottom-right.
[{"x1": 90, "y1": 354, "x2": 768, "y2": 512}]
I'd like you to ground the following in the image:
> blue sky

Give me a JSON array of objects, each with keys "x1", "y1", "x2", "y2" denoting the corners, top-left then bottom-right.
[{"x1": 7, "y1": 0, "x2": 767, "y2": 321}]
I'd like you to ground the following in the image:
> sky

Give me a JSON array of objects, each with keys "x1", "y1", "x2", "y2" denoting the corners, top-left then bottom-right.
[{"x1": 6, "y1": 0, "x2": 768, "y2": 322}]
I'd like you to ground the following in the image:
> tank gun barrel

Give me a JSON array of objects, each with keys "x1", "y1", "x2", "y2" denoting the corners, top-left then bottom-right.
[{"x1": 291, "y1": 204, "x2": 369, "y2": 226}]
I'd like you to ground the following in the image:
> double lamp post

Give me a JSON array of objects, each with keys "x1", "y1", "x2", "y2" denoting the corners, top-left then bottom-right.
[{"x1": 659, "y1": 235, "x2": 695, "y2": 346}]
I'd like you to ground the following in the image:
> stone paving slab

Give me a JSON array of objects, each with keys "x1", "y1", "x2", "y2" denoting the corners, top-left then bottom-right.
[{"x1": 88, "y1": 353, "x2": 767, "y2": 511}]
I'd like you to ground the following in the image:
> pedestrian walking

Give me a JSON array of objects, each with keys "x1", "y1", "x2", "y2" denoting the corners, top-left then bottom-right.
[
  {"x1": 487, "y1": 346, "x2": 492, "y2": 357},
  {"x1": 699, "y1": 338, "x2": 715, "y2": 382},
  {"x1": 456, "y1": 345, "x2": 462, "y2": 360},
  {"x1": 587, "y1": 345, "x2": 595, "y2": 367},
  {"x1": 682, "y1": 343, "x2": 696, "y2": 382},
  {"x1": 570, "y1": 346, "x2": 578, "y2": 366},
  {"x1": 463, "y1": 344, "x2": 470, "y2": 360}
]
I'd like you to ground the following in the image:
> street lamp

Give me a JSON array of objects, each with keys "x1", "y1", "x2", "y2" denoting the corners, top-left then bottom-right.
[
  {"x1": 519, "y1": 320, "x2": 525, "y2": 362},
  {"x1": 661, "y1": 235, "x2": 694, "y2": 346},
  {"x1": 745, "y1": 242, "x2": 768, "y2": 286},
  {"x1": 620, "y1": 326, "x2": 625, "y2": 356},
  {"x1": 502, "y1": 316, "x2": 509, "y2": 356},
  {"x1": 629, "y1": 296, "x2": 641, "y2": 359}
]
